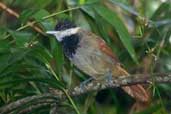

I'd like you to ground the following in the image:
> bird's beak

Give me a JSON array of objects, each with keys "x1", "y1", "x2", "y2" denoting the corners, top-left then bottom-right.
[
  {"x1": 46, "y1": 27, "x2": 79, "y2": 42},
  {"x1": 46, "y1": 31, "x2": 63, "y2": 41},
  {"x1": 46, "y1": 31, "x2": 58, "y2": 35}
]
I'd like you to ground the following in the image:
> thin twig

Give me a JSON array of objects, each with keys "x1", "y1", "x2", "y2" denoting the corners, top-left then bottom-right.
[
  {"x1": 0, "y1": 2, "x2": 44, "y2": 35},
  {"x1": 0, "y1": 2, "x2": 19, "y2": 17}
]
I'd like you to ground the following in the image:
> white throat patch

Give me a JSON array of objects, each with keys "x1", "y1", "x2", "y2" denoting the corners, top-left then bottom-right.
[{"x1": 46, "y1": 27, "x2": 80, "y2": 42}]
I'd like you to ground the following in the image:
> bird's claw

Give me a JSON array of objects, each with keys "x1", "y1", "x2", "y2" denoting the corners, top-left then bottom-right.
[
  {"x1": 80, "y1": 77, "x2": 94, "y2": 89},
  {"x1": 104, "y1": 71, "x2": 113, "y2": 83}
]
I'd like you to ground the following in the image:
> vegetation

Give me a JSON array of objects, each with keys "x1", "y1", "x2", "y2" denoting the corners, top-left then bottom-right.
[{"x1": 0, "y1": 0, "x2": 171, "y2": 114}]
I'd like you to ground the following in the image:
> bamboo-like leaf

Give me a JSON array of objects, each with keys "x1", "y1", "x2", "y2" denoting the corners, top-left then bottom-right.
[{"x1": 94, "y1": 5, "x2": 138, "y2": 63}]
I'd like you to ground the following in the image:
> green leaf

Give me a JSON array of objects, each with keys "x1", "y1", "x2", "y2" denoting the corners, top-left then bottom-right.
[
  {"x1": 0, "y1": 48, "x2": 30, "y2": 73},
  {"x1": 41, "y1": 20, "x2": 54, "y2": 30},
  {"x1": 8, "y1": 31, "x2": 32, "y2": 47},
  {"x1": 110, "y1": 0, "x2": 139, "y2": 16},
  {"x1": 82, "y1": 0, "x2": 99, "y2": 4},
  {"x1": 81, "y1": 6, "x2": 95, "y2": 18},
  {"x1": 32, "y1": 9, "x2": 50, "y2": 21},
  {"x1": 151, "y1": 2, "x2": 171, "y2": 20},
  {"x1": 0, "y1": 77, "x2": 63, "y2": 90},
  {"x1": 94, "y1": 5, "x2": 138, "y2": 63},
  {"x1": 50, "y1": 38, "x2": 64, "y2": 74},
  {"x1": 0, "y1": 40, "x2": 10, "y2": 52},
  {"x1": 33, "y1": 0, "x2": 52, "y2": 8},
  {"x1": 19, "y1": 9, "x2": 35, "y2": 23},
  {"x1": 0, "y1": 27, "x2": 8, "y2": 39},
  {"x1": 79, "y1": 0, "x2": 85, "y2": 4}
]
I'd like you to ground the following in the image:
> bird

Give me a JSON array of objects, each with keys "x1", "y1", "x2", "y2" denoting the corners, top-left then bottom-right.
[{"x1": 46, "y1": 19, "x2": 149, "y2": 102}]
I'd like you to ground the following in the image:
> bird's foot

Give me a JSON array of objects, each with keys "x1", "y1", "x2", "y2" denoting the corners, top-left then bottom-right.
[
  {"x1": 105, "y1": 74, "x2": 113, "y2": 83},
  {"x1": 103, "y1": 71, "x2": 113, "y2": 83},
  {"x1": 80, "y1": 77, "x2": 94, "y2": 89}
]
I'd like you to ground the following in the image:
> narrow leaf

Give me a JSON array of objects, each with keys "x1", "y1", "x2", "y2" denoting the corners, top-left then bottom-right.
[{"x1": 94, "y1": 5, "x2": 138, "y2": 63}]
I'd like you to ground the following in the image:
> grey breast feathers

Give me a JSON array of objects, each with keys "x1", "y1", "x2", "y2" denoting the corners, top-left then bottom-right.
[{"x1": 70, "y1": 29, "x2": 115, "y2": 79}]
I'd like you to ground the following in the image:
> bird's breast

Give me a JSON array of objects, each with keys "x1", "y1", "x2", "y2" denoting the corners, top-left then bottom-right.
[{"x1": 70, "y1": 38, "x2": 114, "y2": 79}]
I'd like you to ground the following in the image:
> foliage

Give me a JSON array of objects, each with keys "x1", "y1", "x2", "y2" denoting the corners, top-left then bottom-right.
[{"x1": 0, "y1": 0, "x2": 171, "y2": 114}]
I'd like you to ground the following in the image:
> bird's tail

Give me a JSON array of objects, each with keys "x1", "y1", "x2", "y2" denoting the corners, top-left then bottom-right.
[
  {"x1": 112, "y1": 65, "x2": 149, "y2": 102},
  {"x1": 122, "y1": 84, "x2": 149, "y2": 102}
]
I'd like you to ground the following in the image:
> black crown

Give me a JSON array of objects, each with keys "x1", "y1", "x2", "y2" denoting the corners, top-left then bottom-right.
[{"x1": 55, "y1": 20, "x2": 76, "y2": 31}]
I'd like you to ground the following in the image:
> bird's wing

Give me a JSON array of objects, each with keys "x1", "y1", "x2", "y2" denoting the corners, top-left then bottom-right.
[
  {"x1": 96, "y1": 38, "x2": 119, "y2": 63},
  {"x1": 81, "y1": 29, "x2": 149, "y2": 102},
  {"x1": 97, "y1": 36, "x2": 150, "y2": 102}
]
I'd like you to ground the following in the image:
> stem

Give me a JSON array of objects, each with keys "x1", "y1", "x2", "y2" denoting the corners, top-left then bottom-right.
[
  {"x1": 42, "y1": 6, "x2": 80, "y2": 20},
  {"x1": 62, "y1": 89, "x2": 80, "y2": 114}
]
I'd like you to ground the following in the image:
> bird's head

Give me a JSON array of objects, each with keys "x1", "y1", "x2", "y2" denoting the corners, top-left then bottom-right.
[
  {"x1": 46, "y1": 20, "x2": 80, "y2": 42},
  {"x1": 46, "y1": 19, "x2": 81, "y2": 58}
]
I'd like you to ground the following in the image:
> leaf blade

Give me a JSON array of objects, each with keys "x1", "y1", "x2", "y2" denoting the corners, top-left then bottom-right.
[{"x1": 94, "y1": 5, "x2": 138, "y2": 63}]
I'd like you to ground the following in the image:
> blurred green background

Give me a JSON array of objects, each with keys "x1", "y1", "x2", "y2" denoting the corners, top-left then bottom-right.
[{"x1": 0, "y1": 0, "x2": 171, "y2": 114}]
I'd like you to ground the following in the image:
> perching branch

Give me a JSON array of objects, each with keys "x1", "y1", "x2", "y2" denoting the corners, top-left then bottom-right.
[
  {"x1": 69, "y1": 73, "x2": 171, "y2": 96},
  {"x1": 0, "y1": 73, "x2": 171, "y2": 114}
]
